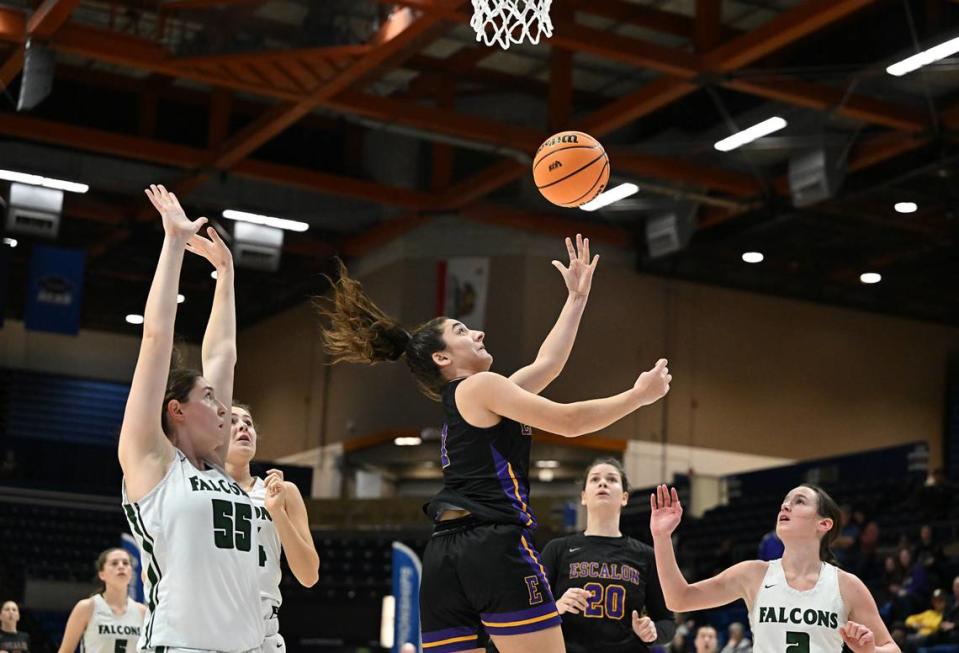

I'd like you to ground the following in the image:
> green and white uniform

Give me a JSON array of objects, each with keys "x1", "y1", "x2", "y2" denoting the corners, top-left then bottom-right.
[
  {"x1": 749, "y1": 560, "x2": 847, "y2": 653},
  {"x1": 81, "y1": 595, "x2": 144, "y2": 653},
  {"x1": 122, "y1": 449, "x2": 263, "y2": 653},
  {"x1": 248, "y1": 478, "x2": 283, "y2": 653}
]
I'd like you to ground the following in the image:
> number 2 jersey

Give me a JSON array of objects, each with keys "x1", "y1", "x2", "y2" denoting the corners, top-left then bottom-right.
[
  {"x1": 749, "y1": 559, "x2": 847, "y2": 653},
  {"x1": 121, "y1": 449, "x2": 263, "y2": 652},
  {"x1": 539, "y1": 533, "x2": 674, "y2": 653}
]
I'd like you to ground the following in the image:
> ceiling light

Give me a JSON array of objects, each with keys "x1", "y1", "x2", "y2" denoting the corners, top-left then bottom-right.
[
  {"x1": 535, "y1": 460, "x2": 560, "y2": 468},
  {"x1": 125, "y1": 314, "x2": 144, "y2": 325},
  {"x1": 894, "y1": 202, "x2": 917, "y2": 214},
  {"x1": 715, "y1": 117, "x2": 787, "y2": 152},
  {"x1": 860, "y1": 272, "x2": 882, "y2": 285},
  {"x1": 579, "y1": 183, "x2": 639, "y2": 212},
  {"x1": 210, "y1": 270, "x2": 218, "y2": 280},
  {"x1": 742, "y1": 251, "x2": 764, "y2": 264},
  {"x1": 0, "y1": 169, "x2": 89, "y2": 193},
  {"x1": 394, "y1": 436, "x2": 422, "y2": 446},
  {"x1": 177, "y1": 294, "x2": 185, "y2": 304},
  {"x1": 222, "y1": 209, "x2": 309, "y2": 233},
  {"x1": 538, "y1": 469, "x2": 555, "y2": 482},
  {"x1": 2, "y1": 237, "x2": 16, "y2": 248},
  {"x1": 887, "y1": 35, "x2": 959, "y2": 77}
]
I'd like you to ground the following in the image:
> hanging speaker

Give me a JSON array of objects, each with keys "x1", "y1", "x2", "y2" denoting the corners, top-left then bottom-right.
[
  {"x1": 17, "y1": 40, "x2": 56, "y2": 112},
  {"x1": 788, "y1": 147, "x2": 846, "y2": 208}
]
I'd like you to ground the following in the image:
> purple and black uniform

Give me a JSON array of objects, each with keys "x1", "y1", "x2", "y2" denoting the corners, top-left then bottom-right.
[
  {"x1": 539, "y1": 534, "x2": 675, "y2": 653},
  {"x1": 420, "y1": 378, "x2": 561, "y2": 653}
]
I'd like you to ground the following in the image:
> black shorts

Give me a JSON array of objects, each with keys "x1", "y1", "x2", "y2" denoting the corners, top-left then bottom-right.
[{"x1": 420, "y1": 517, "x2": 560, "y2": 652}]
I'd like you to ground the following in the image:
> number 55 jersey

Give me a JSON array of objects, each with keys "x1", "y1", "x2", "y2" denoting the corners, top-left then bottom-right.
[
  {"x1": 538, "y1": 533, "x2": 674, "y2": 653},
  {"x1": 122, "y1": 449, "x2": 263, "y2": 653}
]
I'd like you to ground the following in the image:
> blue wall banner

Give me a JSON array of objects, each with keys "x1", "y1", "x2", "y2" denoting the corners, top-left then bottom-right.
[
  {"x1": 25, "y1": 245, "x2": 85, "y2": 335},
  {"x1": 391, "y1": 541, "x2": 422, "y2": 653},
  {"x1": 121, "y1": 533, "x2": 145, "y2": 603}
]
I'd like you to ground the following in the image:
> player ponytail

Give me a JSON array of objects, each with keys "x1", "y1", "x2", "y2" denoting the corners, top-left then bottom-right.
[
  {"x1": 315, "y1": 260, "x2": 449, "y2": 400},
  {"x1": 800, "y1": 484, "x2": 842, "y2": 565}
]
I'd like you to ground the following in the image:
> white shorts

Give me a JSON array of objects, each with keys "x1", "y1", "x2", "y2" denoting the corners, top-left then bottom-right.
[
  {"x1": 260, "y1": 633, "x2": 285, "y2": 653},
  {"x1": 141, "y1": 648, "x2": 260, "y2": 653}
]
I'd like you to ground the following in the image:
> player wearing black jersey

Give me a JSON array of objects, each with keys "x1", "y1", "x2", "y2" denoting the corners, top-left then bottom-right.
[
  {"x1": 317, "y1": 235, "x2": 671, "y2": 653},
  {"x1": 539, "y1": 459, "x2": 674, "y2": 653}
]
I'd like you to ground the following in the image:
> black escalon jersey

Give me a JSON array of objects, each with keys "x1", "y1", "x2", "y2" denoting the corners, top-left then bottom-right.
[
  {"x1": 539, "y1": 533, "x2": 675, "y2": 653},
  {"x1": 425, "y1": 378, "x2": 536, "y2": 527}
]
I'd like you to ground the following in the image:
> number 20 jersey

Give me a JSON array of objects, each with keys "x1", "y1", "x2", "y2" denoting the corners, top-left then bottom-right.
[{"x1": 121, "y1": 449, "x2": 263, "y2": 652}]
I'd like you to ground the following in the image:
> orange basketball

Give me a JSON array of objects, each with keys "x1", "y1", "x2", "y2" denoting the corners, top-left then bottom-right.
[{"x1": 533, "y1": 131, "x2": 610, "y2": 208}]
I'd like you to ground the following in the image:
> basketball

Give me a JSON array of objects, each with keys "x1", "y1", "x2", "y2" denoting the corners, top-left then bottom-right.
[{"x1": 533, "y1": 131, "x2": 610, "y2": 207}]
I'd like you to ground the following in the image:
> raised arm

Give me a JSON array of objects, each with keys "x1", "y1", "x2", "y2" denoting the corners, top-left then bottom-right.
[
  {"x1": 650, "y1": 485, "x2": 764, "y2": 612},
  {"x1": 459, "y1": 359, "x2": 670, "y2": 437},
  {"x1": 263, "y1": 469, "x2": 320, "y2": 587},
  {"x1": 119, "y1": 185, "x2": 208, "y2": 499},
  {"x1": 186, "y1": 227, "x2": 236, "y2": 460},
  {"x1": 509, "y1": 234, "x2": 598, "y2": 394}
]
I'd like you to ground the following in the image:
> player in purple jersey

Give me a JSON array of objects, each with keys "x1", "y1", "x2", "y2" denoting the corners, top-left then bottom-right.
[{"x1": 316, "y1": 235, "x2": 671, "y2": 653}]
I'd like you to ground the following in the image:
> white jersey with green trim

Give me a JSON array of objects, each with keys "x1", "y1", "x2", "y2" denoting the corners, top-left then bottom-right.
[
  {"x1": 749, "y1": 559, "x2": 847, "y2": 653},
  {"x1": 81, "y1": 595, "x2": 144, "y2": 653},
  {"x1": 121, "y1": 449, "x2": 263, "y2": 652},
  {"x1": 248, "y1": 477, "x2": 282, "y2": 620}
]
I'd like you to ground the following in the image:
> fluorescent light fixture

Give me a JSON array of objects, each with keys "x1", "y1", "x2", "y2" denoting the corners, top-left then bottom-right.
[
  {"x1": 535, "y1": 460, "x2": 560, "y2": 468},
  {"x1": 886, "y1": 35, "x2": 959, "y2": 77},
  {"x1": 715, "y1": 117, "x2": 787, "y2": 152},
  {"x1": 2, "y1": 237, "x2": 16, "y2": 248},
  {"x1": 210, "y1": 270, "x2": 218, "y2": 280},
  {"x1": 579, "y1": 182, "x2": 639, "y2": 212},
  {"x1": 125, "y1": 314, "x2": 145, "y2": 325},
  {"x1": 0, "y1": 169, "x2": 88, "y2": 193},
  {"x1": 742, "y1": 251, "x2": 764, "y2": 264},
  {"x1": 860, "y1": 272, "x2": 882, "y2": 285},
  {"x1": 894, "y1": 202, "x2": 917, "y2": 214},
  {"x1": 177, "y1": 294, "x2": 185, "y2": 304},
  {"x1": 222, "y1": 209, "x2": 309, "y2": 233},
  {"x1": 393, "y1": 436, "x2": 422, "y2": 446}
]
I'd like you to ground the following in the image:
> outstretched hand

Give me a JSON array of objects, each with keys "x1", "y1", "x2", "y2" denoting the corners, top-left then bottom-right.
[
  {"x1": 145, "y1": 184, "x2": 207, "y2": 242},
  {"x1": 634, "y1": 358, "x2": 671, "y2": 405},
  {"x1": 649, "y1": 484, "x2": 683, "y2": 538},
  {"x1": 552, "y1": 234, "x2": 599, "y2": 298},
  {"x1": 186, "y1": 226, "x2": 233, "y2": 272}
]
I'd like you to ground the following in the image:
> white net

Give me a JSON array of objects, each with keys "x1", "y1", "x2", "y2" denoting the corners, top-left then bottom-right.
[{"x1": 470, "y1": 0, "x2": 553, "y2": 50}]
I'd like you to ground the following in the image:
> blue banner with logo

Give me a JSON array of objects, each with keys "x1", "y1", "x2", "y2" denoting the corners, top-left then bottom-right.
[
  {"x1": 391, "y1": 541, "x2": 422, "y2": 653},
  {"x1": 121, "y1": 533, "x2": 145, "y2": 603},
  {"x1": 0, "y1": 244, "x2": 8, "y2": 329},
  {"x1": 25, "y1": 245, "x2": 85, "y2": 335}
]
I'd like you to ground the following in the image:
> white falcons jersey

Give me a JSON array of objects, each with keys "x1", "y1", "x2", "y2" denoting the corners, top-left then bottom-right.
[
  {"x1": 749, "y1": 560, "x2": 848, "y2": 653},
  {"x1": 121, "y1": 449, "x2": 263, "y2": 652},
  {"x1": 248, "y1": 477, "x2": 283, "y2": 618},
  {"x1": 81, "y1": 595, "x2": 144, "y2": 653}
]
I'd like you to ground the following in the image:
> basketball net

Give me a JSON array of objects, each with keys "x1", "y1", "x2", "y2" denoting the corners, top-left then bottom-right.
[{"x1": 470, "y1": 0, "x2": 553, "y2": 50}]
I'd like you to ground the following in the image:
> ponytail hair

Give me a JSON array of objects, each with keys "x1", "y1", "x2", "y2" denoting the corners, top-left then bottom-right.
[
  {"x1": 315, "y1": 260, "x2": 449, "y2": 400},
  {"x1": 800, "y1": 484, "x2": 842, "y2": 565}
]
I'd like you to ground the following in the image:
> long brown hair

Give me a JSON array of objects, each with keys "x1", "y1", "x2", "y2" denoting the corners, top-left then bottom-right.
[
  {"x1": 93, "y1": 548, "x2": 133, "y2": 595},
  {"x1": 800, "y1": 484, "x2": 842, "y2": 564},
  {"x1": 315, "y1": 260, "x2": 449, "y2": 400}
]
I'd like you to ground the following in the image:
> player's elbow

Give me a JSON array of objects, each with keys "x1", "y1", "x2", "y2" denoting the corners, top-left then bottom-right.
[{"x1": 555, "y1": 405, "x2": 586, "y2": 438}]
